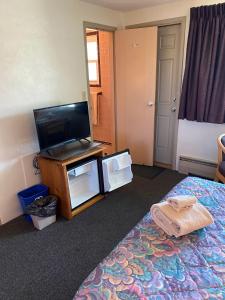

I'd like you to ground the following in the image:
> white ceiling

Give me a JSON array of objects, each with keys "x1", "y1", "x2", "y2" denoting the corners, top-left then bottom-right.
[{"x1": 81, "y1": 0, "x2": 176, "y2": 12}]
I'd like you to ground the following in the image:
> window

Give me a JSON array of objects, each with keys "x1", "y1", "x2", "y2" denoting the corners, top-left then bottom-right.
[{"x1": 86, "y1": 31, "x2": 101, "y2": 87}]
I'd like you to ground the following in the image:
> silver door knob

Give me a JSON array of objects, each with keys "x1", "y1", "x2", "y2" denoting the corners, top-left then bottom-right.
[
  {"x1": 147, "y1": 102, "x2": 154, "y2": 107},
  {"x1": 171, "y1": 107, "x2": 176, "y2": 112}
]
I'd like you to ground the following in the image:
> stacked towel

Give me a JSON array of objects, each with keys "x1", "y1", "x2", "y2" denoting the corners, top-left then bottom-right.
[
  {"x1": 167, "y1": 195, "x2": 197, "y2": 211},
  {"x1": 151, "y1": 196, "x2": 213, "y2": 237}
]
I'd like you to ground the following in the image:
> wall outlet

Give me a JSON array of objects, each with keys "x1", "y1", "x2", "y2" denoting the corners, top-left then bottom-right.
[{"x1": 82, "y1": 91, "x2": 87, "y2": 100}]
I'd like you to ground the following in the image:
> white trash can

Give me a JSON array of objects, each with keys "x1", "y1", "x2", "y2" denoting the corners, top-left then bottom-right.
[{"x1": 31, "y1": 215, "x2": 56, "y2": 230}]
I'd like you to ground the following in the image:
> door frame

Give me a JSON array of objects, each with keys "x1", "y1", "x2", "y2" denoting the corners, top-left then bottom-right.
[
  {"x1": 126, "y1": 17, "x2": 186, "y2": 170},
  {"x1": 83, "y1": 21, "x2": 117, "y2": 151}
]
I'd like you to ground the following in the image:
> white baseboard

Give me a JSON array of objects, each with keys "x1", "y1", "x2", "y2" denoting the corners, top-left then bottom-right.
[{"x1": 179, "y1": 156, "x2": 217, "y2": 179}]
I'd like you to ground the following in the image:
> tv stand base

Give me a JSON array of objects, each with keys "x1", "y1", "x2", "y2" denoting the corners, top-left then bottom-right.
[
  {"x1": 38, "y1": 146, "x2": 105, "y2": 220},
  {"x1": 40, "y1": 141, "x2": 102, "y2": 161}
]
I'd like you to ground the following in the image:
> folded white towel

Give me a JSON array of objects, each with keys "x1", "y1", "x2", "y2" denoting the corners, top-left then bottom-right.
[
  {"x1": 150, "y1": 201, "x2": 214, "y2": 237},
  {"x1": 167, "y1": 195, "x2": 197, "y2": 211}
]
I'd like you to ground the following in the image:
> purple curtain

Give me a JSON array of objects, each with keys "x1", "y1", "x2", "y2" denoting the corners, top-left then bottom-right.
[{"x1": 179, "y1": 4, "x2": 225, "y2": 124}]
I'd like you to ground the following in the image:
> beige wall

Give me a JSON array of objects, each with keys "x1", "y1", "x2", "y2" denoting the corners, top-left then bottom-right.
[
  {"x1": 124, "y1": 0, "x2": 225, "y2": 25},
  {"x1": 1, "y1": 0, "x2": 225, "y2": 224},
  {"x1": 124, "y1": 0, "x2": 225, "y2": 166},
  {"x1": 0, "y1": 0, "x2": 122, "y2": 224}
]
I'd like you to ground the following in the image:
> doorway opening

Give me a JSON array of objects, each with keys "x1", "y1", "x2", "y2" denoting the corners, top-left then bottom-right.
[
  {"x1": 84, "y1": 25, "x2": 116, "y2": 156},
  {"x1": 125, "y1": 18, "x2": 185, "y2": 170},
  {"x1": 83, "y1": 19, "x2": 184, "y2": 168}
]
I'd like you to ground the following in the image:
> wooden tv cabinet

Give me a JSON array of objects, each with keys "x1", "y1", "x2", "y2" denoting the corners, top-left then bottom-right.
[{"x1": 38, "y1": 147, "x2": 105, "y2": 220}]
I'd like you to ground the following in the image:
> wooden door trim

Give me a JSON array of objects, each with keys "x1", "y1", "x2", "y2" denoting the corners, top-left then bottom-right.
[
  {"x1": 125, "y1": 17, "x2": 186, "y2": 30},
  {"x1": 83, "y1": 21, "x2": 117, "y2": 32},
  {"x1": 125, "y1": 17, "x2": 186, "y2": 170},
  {"x1": 83, "y1": 21, "x2": 117, "y2": 151}
]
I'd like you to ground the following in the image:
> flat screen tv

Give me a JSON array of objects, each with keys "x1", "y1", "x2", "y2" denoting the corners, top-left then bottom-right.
[{"x1": 34, "y1": 101, "x2": 91, "y2": 151}]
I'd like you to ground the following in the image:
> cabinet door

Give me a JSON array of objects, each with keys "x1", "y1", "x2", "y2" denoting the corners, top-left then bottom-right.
[{"x1": 99, "y1": 150, "x2": 133, "y2": 193}]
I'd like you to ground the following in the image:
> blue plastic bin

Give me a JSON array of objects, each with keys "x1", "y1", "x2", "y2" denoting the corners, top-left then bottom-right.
[{"x1": 17, "y1": 184, "x2": 49, "y2": 222}]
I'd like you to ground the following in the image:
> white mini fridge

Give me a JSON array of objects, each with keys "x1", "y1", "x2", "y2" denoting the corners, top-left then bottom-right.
[{"x1": 67, "y1": 150, "x2": 133, "y2": 210}]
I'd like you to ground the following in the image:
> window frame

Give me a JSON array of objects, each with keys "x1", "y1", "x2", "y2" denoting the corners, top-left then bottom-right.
[{"x1": 86, "y1": 31, "x2": 101, "y2": 87}]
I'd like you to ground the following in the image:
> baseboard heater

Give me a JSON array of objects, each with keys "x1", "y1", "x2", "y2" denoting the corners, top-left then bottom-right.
[{"x1": 179, "y1": 156, "x2": 217, "y2": 179}]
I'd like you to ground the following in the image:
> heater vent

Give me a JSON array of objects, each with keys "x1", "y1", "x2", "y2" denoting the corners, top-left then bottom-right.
[{"x1": 179, "y1": 156, "x2": 217, "y2": 179}]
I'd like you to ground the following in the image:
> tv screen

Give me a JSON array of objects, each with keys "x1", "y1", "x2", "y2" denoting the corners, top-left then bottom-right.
[{"x1": 34, "y1": 101, "x2": 91, "y2": 151}]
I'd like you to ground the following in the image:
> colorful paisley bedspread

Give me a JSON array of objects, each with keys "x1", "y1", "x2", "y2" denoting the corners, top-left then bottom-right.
[{"x1": 74, "y1": 177, "x2": 225, "y2": 299}]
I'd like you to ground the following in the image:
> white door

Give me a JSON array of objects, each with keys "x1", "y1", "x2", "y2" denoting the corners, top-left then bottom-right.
[
  {"x1": 115, "y1": 27, "x2": 157, "y2": 166},
  {"x1": 101, "y1": 150, "x2": 133, "y2": 192},
  {"x1": 154, "y1": 25, "x2": 181, "y2": 167}
]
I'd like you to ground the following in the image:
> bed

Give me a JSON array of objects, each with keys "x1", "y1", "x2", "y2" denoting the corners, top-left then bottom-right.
[{"x1": 74, "y1": 177, "x2": 225, "y2": 299}]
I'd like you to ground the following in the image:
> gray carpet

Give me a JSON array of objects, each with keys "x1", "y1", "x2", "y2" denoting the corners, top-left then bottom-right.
[
  {"x1": 0, "y1": 166, "x2": 186, "y2": 300},
  {"x1": 132, "y1": 164, "x2": 164, "y2": 180}
]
